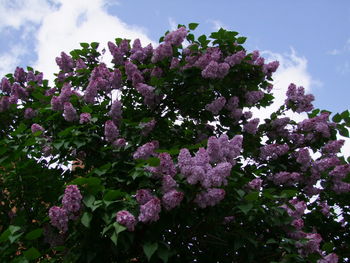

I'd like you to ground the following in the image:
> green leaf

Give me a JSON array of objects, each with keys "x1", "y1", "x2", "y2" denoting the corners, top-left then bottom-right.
[
  {"x1": 9, "y1": 225, "x2": 21, "y2": 234},
  {"x1": 91, "y1": 42, "x2": 99, "y2": 49},
  {"x1": 143, "y1": 242, "x2": 158, "y2": 262},
  {"x1": 83, "y1": 195, "x2": 96, "y2": 208},
  {"x1": 238, "y1": 203, "x2": 253, "y2": 214},
  {"x1": 81, "y1": 212, "x2": 92, "y2": 228},
  {"x1": 104, "y1": 190, "x2": 123, "y2": 201},
  {"x1": 146, "y1": 157, "x2": 160, "y2": 167},
  {"x1": 332, "y1": 113, "x2": 342, "y2": 123},
  {"x1": 245, "y1": 192, "x2": 259, "y2": 201},
  {"x1": 113, "y1": 222, "x2": 126, "y2": 234},
  {"x1": 157, "y1": 247, "x2": 173, "y2": 263},
  {"x1": 0, "y1": 229, "x2": 10, "y2": 242},
  {"x1": 322, "y1": 242, "x2": 334, "y2": 253},
  {"x1": 82, "y1": 105, "x2": 93, "y2": 113},
  {"x1": 58, "y1": 126, "x2": 75, "y2": 137},
  {"x1": 188, "y1": 23, "x2": 199, "y2": 30},
  {"x1": 80, "y1": 42, "x2": 89, "y2": 49},
  {"x1": 23, "y1": 247, "x2": 41, "y2": 260},
  {"x1": 25, "y1": 228, "x2": 43, "y2": 240},
  {"x1": 9, "y1": 232, "x2": 23, "y2": 243},
  {"x1": 110, "y1": 231, "x2": 118, "y2": 246},
  {"x1": 236, "y1": 36, "x2": 247, "y2": 44}
]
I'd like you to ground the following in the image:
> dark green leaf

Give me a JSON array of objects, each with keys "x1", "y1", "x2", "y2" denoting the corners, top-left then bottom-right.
[
  {"x1": 81, "y1": 212, "x2": 92, "y2": 228},
  {"x1": 25, "y1": 228, "x2": 43, "y2": 240},
  {"x1": 245, "y1": 192, "x2": 259, "y2": 201},
  {"x1": 80, "y1": 42, "x2": 89, "y2": 49},
  {"x1": 188, "y1": 23, "x2": 199, "y2": 30},
  {"x1": 23, "y1": 247, "x2": 41, "y2": 260},
  {"x1": 143, "y1": 242, "x2": 158, "y2": 262},
  {"x1": 238, "y1": 203, "x2": 253, "y2": 214}
]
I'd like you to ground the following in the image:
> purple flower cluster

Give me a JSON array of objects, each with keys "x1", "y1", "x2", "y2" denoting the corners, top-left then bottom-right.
[
  {"x1": 133, "y1": 141, "x2": 159, "y2": 160},
  {"x1": 285, "y1": 83, "x2": 315, "y2": 113},
  {"x1": 164, "y1": 27, "x2": 188, "y2": 46},
  {"x1": 161, "y1": 175, "x2": 178, "y2": 193},
  {"x1": 162, "y1": 190, "x2": 184, "y2": 210},
  {"x1": 51, "y1": 83, "x2": 73, "y2": 110},
  {"x1": 245, "y1": 91, "x2": 264, "y2": 105},
  {"x1": 24, "y1": 108, "x2": 37, "y2": 119},
  {"x1": 206, "y1": 134, "x2": 243, "y2": 164},
  {"x1": 108, "y1": 41, "x2": 125, "y2": 65},
  {"x1": 140, "y1": 119, "x2": 156, "y2": 136},
  {"x1": 262, "y1": 61, "x2": 279, "y2": 77},
  {"x1": 224, "y1": 50, "x2": 246, "y2": 66},
  {"x1": 322, "y1": 140, "x2": 345, "y2": 155},
  {"x1": 271, "y1": 172, "x2": 301, "y2": 186},
  {"x1": 138, "y1": 197, "x2": 161, "y2": 223},
  {"x1": 136, "y1": 189, "x2": 154, "y2": 205},
  {"x1": 104, "y1": 120, "x2": 119, "y2": 142},
  {"x1": 63, "y1": 102, "x2": 78, "y2": 122},
  {"x1": 299, "y1": 113, "x2": 335, "y2": 140},
  {"x1": 56, "y1": 52, "x2": 74, "y2": 72},
  {"x1": 116, "y1": 210, "x2": 137, "y2": 231},
  {"x1": 330, "y1": 164, "x2": 350, "y2": 193},
  {"x1": 130, "y1": 39, "x2": 153, "y2": 62},
  {"x1": 113, "y1": 138, "x2": 127, "y2": 148},
  {"x1": 297, "y1": 233, "x2": 322, "y2": 256},
  {"x1": 194, "y1": 188, "x2": 225, "y2": 208},
  {"x1": 247, "y1": 178, "x2": 263, "y2": 190},
  {"x1": 151, "y1": 43, "x2": 173, "y2": 63},
  {"x1": 283, "y1": 199, "x2": 307, "y2": 219},
  {"x1": 201, "y1": 61, "x2": 230, "y2": 79},
  {"x1": 14, "y1": 67, "x2": 27, "y2": 83},
  {"x1": 268, "y1": 117, "x2": 290, "y2": 138},
  {"x1": 148, "y1": 152, "x2": 177, "y2": 177},
  {"x1": 109, "y1": 99, "x2": 122, "y2": 123},
  {"x1": 296, "y1": 148, "x2": 312, "y2": 170},
  {"x1": 62, "y1": 185, "x2": 83, "y2": 216},
  {"x1": 260, "y1": 143, "x2": 289, "y2": 160},
  {"x1": 79, "y1": 113, "x2": 91, "y2": 124},
  {"x1": 318, "y1": 253, "x2": 339, "y2": 263},
  {"x1": 243, "y1": 118, "x2": 260, "y2": 134},
  {"x1": 31, "y1": 123, "x2": 44, "y2": 134},
  {"x1": 205, "y1": 96, "x2": 226, "y2": 115},
  {"x1": 49, "y1": 206, "x2": 69, "y2": 233},
  {"x1": 49, "y1": 185, "x2": 82, "y2": 232},
  {"x1": 136, "y1": 83, "x2": 159, "y2": 108}
]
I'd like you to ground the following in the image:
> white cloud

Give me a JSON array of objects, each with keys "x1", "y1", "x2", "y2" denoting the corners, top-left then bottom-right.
[
  {"x1": 207, "y1": 19, "x2": 226, "y2": 31},
  {"x1": 168, "y1": 17, "x2": 177, "y2": 31},
  {"x1": 0, "y1": 0, "x2": 54, "y2": 30},
  {"x1": 33, "y1": 0, "x2": 155, "y2": 81},
  {"x1": 327, "y1": 38, "x2": 350, "y2": 55},
  {"x1": 0, "y1": 44, "x2": 27, "y2": 77}
]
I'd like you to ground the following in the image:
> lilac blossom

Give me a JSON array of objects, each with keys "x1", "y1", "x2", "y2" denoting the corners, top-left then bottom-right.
[
  {"x1": 14, "y1": 67, "x2": 27, "y2": 82},
  {"x1": 207, "y1": 134, "x2": 242, "y2": 164},
  {"x1": 108, "y1": 41, "x2": 124, "y2": 65},
  {"x1": 225, "y1": 96, "x2": 239, "y2": 111},
  {"x1": 56, "y1": 52, "x2": 74, "y2": 72},
  {"x1": 151, "y1": 43, "x2": 173, "y2": 63},
  {"x1": 140, "y1": 119, "x2": 156, "y2": 136},
  {"x1": 271, "y1": 172, "x2": 301, "y2": 186},
  {"x1": 138, "y1": 197, "x2": 161, "y2": 223},
  {"x1": 298, "y1": 112, "x2": 334, "y2": 138},
  {"x1": 11, "y1": 83, "x2": 28, "y2": 99},
  {"x1": 162, "y1": 190, "x2": 184, "y2": 210},
  {"x1": 62, "y1": 185, "x2": 82, "y2": 216},
  {"x1": 203, "y1": 162, "x2": 232, "y2": 188},
  {"x1": 51, "y1": 96, "x2": 63, "y2": 111},
  {"x1": 194, "y1": 188, "x2": 226, "y2": 208},
  {"x1": 49, "y1": 206, "x2": 69, "y2": 233},
  {"x1": 151, "y1": 67, "x2": 163, "y2": 78},
  {"x1": 260, "y1": 144, "x2": 289, "y2": 160},
  {"x1": 133, "y1": 141, "x2": 159, "y2": 160},
  {"x1": 63, "y1": 102, "x2": 78, "y2": 122},
  {"x1": 205, "y1": 96, "x2": 226, "y2": 115},
  {"x1": 76, "y1": 58, "x2": 87, "y2": 70},
  {"x1": 297, "y1": 233, "x2": 322, "y2": 256},
  {"x1": 164, "y1": 27, "x2": 187, "y2": 46},
  {"x1": 322, "y1": 140, "x2": 345, "y2": 155},
  {"x1": 296, "y1": 148, "x2": 312, "y2": 170},
  {"x1": 116, "y1": 210, "x2": 137, "y2": 231},
  {"x1": 136, "y1": 189, "x2": 154, "y2": 205},
  {"x1": 24, "y1": 108, "x2": 37, "y2": 119},
  {"x1": 1, "y1": 77, "x2": 11, "y2": 93},
  {"x1": 161, "y1": 175, "x2": 178, "y2": 193},
  {"x1": 113, "y1": 138, "x2": 127, "y2": 148},
  {"x1": 0, "y1": 96, "x2": 10, "y2": 112},
  {"x1": 245, "y1": 91, "x2": 264, "y2": 105},
  {"x1": 109, "y1": 99, "x2": 122, "y2": 123},
  {"x1": 247, "y1": 178, "x2": 262, "y2": 190},
  {"x1": 31, "y1": 123, "x2": 44, "y2": 134},
  {"x1": 224, "y1": 50, "x2": 246, "y2": 66},
  {"x1": 136, "y1": 83, "x2": 159, "y2": 107},
  {"x1": 104, "y1": 120, "x2": 119, "y2": 142},
  {"x1": 319, "y1": 201, "x2": 330, "y2": 216},
  {"x1": 79, "y1": 113, "x2": 91, "y2": 124},
  {"x1": 291, "y1": 218, "x2": 304, "y2": 230},
  {"x1": 170, "y1": 58, "x2": 180, "y2": 68},
  {"x1": 285, "y1": 83, "x2": 314, "y2": 113},
  {"x1": 263, "y1": 61, "x2": 279, "y2": 77},
  {"x1": 110, "y1": 68, "x2": 122, "y2": 90},
  {"x1": 244, "y1": 118, "x2": 260, "y2": 134},
  {"x1": 202, "y1": 61, "x2": 230, "y2": 79},
  {"x1": 318, "y1": 253, "x2": 339, "y2": 263},
  {"x1": 282, "y1": 199, "x2": 306, "y2": 219}
]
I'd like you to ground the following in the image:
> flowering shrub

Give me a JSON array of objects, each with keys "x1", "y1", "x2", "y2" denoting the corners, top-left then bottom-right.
[{"x1": 0, "y1": 23, "x2": 349, "y2": 263}]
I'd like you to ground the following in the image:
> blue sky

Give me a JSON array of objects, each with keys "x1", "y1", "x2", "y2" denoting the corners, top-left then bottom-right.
[{"x1": 0, "y1": 0, "x2": 349, "y2": 114}]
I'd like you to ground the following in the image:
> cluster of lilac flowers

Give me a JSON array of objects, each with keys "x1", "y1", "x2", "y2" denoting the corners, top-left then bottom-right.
[
  {"x1": 205, "y1": 96, "x2": 226, "y2": 115},
  {"x1": 224, "y1": 50, "x2": 246, "y2": 66},
  {"x1": 260, "y1": 143, "x2": 289, "y2": 160},
  {"x1": 206, "y1": 134, "x2": 243, "y2": 164},
  {"x1": 243, "y1": 118, "x2": 260, "y2": 134},
  {"x1": 147, "y1": 152, "x2": 177, "y2": 178},
  {"x1": 56, "y1": 52, "x2": 75, "y2": 73},
  {"x1": 136, "y1": 83, "x2": 159, "y2": 108},
  {"x1": 49, "y1": 185, "x2": 82, "y2": 232},
  {"x1": 247, "y1": 178, "x2": 263, "y2": 190},
  {"x1": 51, "y1": 83, "x2": 73, "y2": 111},
  {"x1": 298, "y1": 112, "x2": 334, "y2": 139},
  {"x1": 329, "y1": 164, "x2": 350, "y2": 193},
  {"x1": 116, "y1": 210, "x2": 137, "y2": 231},
  {"x1": 31, "y1": 123, "x2": 45, "y2": 134},
  {"x1": 285, "y1": 83, "x2": 314, "y2": 113},
  {"x1": 321, "y1": 140, "x2": 345, "y2": 155},
  {"x1": 164, "y1": 27, "x2": 188, "y2": 46},
  {"x1": 201, "y1": 61, "x2": 230, "y2": 79},
  {"x1": 109, "y1": 99, "x2": 123, "y2": 123},
  {"x1": 130, "y1": 39, "x2": 153, "y2": 62},
  {"x1": 133, "y1": 141, "x2": 159, "y2": 160},
  {"x1": 140, "y1": 119, "x2": 156, "y2": 136},
  {"x1": 79, "y1": 112, "x2": 91, "y2": 124},
  {"x1": 245, "y1": 91, "x2": 264, "y2": 105},
  {"x1": 194, "y1": 188, "x2": 225, "y2": 208},
  {"x1": 271, "y1": 171, "x2": 301, "y2": 186},
  {"x1": 104, "y1": 120, "x2": 119, "y2": 142},
  {"x1": 63, "y1": 102, "x2": 78, "y2": 122}
]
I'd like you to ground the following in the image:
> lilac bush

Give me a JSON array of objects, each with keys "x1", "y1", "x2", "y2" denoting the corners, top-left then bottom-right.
[{"x1": 0, "y1": 23, "x2": 349, "y2": 263}]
